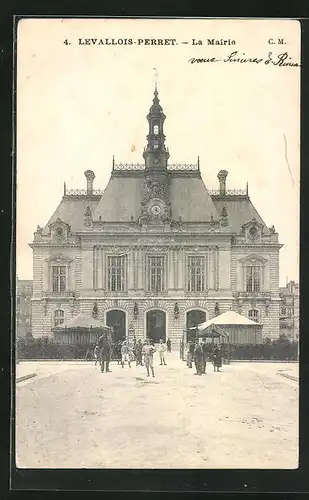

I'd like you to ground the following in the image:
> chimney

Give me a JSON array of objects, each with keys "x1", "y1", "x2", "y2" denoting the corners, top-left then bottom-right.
[
  {"x1": 84, "y1": 170, "x2": 95, "y2": 195},
  {"x1": 217, "y1": 170, "x2": 228, "y2": 195}
]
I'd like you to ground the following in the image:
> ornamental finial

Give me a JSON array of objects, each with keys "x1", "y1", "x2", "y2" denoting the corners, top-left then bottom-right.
[{"x1": 153, "y1": 67, "x2": 158, "y2": 92}]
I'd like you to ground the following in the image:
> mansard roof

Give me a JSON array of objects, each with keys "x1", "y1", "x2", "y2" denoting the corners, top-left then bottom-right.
[
  {"x1": 41, "y1": 172, "x2": 271, "y2": 235},
  {"x1": 211, "y1": 197, "x2": 271, "y2": 235},
  {"x1": 42, "y1": 196, "x2": 100, "y2": 235},
  {"x1": 93, "y1": 172, "x2": 220, "y2": 222}
]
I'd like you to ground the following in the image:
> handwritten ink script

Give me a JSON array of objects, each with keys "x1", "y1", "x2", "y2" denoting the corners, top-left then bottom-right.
[{"x1": 188, "y1": 51, "x2": 300, "y2": 67}]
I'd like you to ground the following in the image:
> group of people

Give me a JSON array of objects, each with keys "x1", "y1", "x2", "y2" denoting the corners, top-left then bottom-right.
[
  {"x1": 185, "y1": 339, "x2": 222, "y2": 375},
  {"x1": 94, "y1": 336, "x2": 172, "y2": 377}
]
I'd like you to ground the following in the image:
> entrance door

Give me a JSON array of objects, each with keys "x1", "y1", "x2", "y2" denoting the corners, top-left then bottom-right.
[
  {"x1": 186, "y1": 310, "x2": 206, "y2": 329},
  {"x1": 146, "y1": 310, "x2": 166, "y2": 343},
  {"x1": 106, "y1": 310, "x2": 126, "y2": 342},
  {"x1": 186, "y1": 310, "x2": 206, "y2": 343}
]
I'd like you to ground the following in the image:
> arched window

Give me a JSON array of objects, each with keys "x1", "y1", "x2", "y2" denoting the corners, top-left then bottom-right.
[
  {"x1": 153, "y1": 124, "x2": 159, "y2": 135},
  {"x1": 54, "y1": 309, "x2": 65, "y2": 327},
  {"x1": 248, "y1": 309, "x2": 259, "y2": 323}
]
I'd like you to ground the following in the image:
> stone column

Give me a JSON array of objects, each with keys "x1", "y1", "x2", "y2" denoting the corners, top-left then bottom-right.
[
  {"x1": 132, "y1": 247, "x2": 137, "y2": 291},
  {"x1": 178, "y1": 248, "x2": 184, "y2": 290},
  {"x1": 127, "y1": 250, "x2": 133, "y2": 290},
  {"x1": 96, "y1": 247, "x2": 102, "y2": 289},
  {"x1": 168, "y1": 247, "x2": 174, "y2": 290},
  {"x1": 173, "y1": 247, "x2": 178, "y2": 290},
  {"x1": 138, "y1": 247, "x2": 144, "y2": 291}
]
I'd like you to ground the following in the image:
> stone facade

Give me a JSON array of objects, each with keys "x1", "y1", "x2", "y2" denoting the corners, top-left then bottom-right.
[
  {"x1": 279, "y1": 281, "x2": 299, "y2": 340},
  {"x1": 30, "y1": 88, "x2": 282, "y2": 343}
]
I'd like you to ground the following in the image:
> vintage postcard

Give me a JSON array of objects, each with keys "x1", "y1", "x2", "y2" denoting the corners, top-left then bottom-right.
[{"x1": 15, "y1": 18, "x2": 300, "y2": 470}]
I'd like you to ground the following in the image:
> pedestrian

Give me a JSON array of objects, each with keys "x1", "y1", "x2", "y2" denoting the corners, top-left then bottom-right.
[
  {"x1": 98, "y1": 334, "x2": 111, "y2": 373},
  {"x1": 135, "y1": 338, "x2": 143, "y2": 366},
  {"x1": 158, "y1": 339, "x2": 167, "y2": 366},
  {"x1": 187, "y1": 341, "x2": 195, "y2": 368},
  {"x1": 185, "y1": 342, "x2": 190, "y2": 367},
  {"x1": 128, "y1": 340, "x2": 135, "y2": 362},
  {"x1": 201, "y1": 338, "x2": 207, "y2": 374},
  {"x1": 142, "y1": 338, "x2": 155, "y2": 377},
  {"x1": 116, "y1": 341, "x2": 122, "y2": 365},
  {"x1": 121, "y1": 340, "x2": 131, "y2": 368},
  {"x1": 212, "y1": 345, "x2": 222, "y2": 372},
  {"x1": 94, "y1": 344, "x2": 99, "y2": 366},
  {"x1": 193, "y1": 341, "x2": 204, "y2": 375},
  {"x1": 166, "y1": 338, "x2": 171, "y2": 353}
]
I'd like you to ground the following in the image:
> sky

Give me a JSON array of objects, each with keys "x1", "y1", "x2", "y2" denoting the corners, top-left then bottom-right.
[{"x1": 16, "y1": 18, "x2": 300, "y2": 285}]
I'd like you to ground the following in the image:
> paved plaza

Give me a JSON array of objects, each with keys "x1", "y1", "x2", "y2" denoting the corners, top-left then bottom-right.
[{"x1": 15, "y1": 353, "x2": 298, "y2": 469}]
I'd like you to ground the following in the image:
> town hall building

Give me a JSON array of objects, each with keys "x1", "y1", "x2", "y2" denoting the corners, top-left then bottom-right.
[{"x1": 30, "y1": 86, "x2": 283, "y2": 343}]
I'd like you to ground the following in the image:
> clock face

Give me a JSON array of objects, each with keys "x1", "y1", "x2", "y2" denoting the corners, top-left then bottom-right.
[
  {"x1": 56, "y1": 227, "x2": 64, "y2": 238},
  {"x1": 249, "y1": 226, "x2": 258, "y2": 239},
  {"x1": 151, "y1": 205, "x2": 161, "y2": 215}
]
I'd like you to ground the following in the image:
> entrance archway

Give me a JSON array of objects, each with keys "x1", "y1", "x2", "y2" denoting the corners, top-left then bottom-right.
[
  {"x1": 186, "y1": 310, "x2": 206, "y2": 343},
  {"x1": 186, "y1": 309, "x2": 206, "y2": 329},
  {"x1": 146, "y1": 310, "x2": 166, "y2": 343},
  {"x1": 106, "y1": 310, "x2": 126, "y2": 341}
]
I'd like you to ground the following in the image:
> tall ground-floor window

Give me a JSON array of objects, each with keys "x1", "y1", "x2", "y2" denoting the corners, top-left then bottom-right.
[{"x1": 54, "y1": 309, "x2": 65, "y2": 327}]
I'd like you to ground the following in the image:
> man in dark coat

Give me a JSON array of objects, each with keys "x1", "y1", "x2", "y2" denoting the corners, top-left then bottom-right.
[
  {"x1": 201, "y1": 338, "x2": 208, "y2": 374},
  {"x1": 212, "y1": 345, "x2": 222, "y2": 372},
  {"x1": 98, "y1": 334, "x2": 111, "y2": 373},
  {"x1": 166, "y1": 338, "x2": 171, "y2": 352},
  {"x1": 193, "y1": 341, "x2": 204, "y2": 375},
  {"x1": 188, "y1": 341, "x2": 195, "y2": 368},
  {"x1": 134, "y1": 339, "x2": 143, "y2": 366}
]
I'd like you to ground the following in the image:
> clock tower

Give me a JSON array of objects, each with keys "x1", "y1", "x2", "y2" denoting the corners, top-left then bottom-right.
[
  {"x1": 143, "y1": 85, "x2": 170, "y2": 171},
  {"x1": 139, "y1": 86, "x2": 172, "y2": 225}
]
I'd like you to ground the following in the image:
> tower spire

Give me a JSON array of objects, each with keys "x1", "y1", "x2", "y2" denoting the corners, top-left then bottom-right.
[
  {"x1": 143, "y1": 80, "x2": 169, "y2": 170},
  {"x1": 153, "y1": 67, "x2": 158, "y2": 92}
]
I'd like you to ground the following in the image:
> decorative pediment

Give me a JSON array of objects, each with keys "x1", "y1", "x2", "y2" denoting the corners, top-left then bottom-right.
[
  {"x1": 241, "y1": 218, "x2": 264, "y2": 238},
  {"x1": 45, "y1": 254, "x2": 73, "y2": 264},
  {"x1": 49, "y1": 217, "x2": 71, "y2": 231},
  {"x1": 239, "y1": 253, "x2": 268, "y2": 265},
  {"x1": 48, "y1": 218, "x2": 71, "y2": 240}
]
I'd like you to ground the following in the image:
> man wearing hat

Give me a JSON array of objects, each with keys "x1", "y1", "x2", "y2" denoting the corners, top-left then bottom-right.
[
  {"x1": 193, "y1": 340, "x2": 204, "y2": 376},
  {"x1": 201, "y1": 338, "x2": 208, "y2": 374},
  {"x1": 98, "y1": 334, "x2": 111, "y2": 373},
  {"x1": 212, "y1": 345, "x2": 222, "y2": 372},
  {"x1": 158, "y1": 339, "x2": 167, "y2": 366},
  {"x1": 142, "y1": 338, "x2": 156, "y2": 377},
  {"x1": 121, "y1": 340, "x2": 131, "y2": 368}
]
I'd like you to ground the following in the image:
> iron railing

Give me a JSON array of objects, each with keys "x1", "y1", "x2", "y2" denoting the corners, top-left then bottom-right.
[
  {"x1": 113, "y1": 162, "x2": 199, "y2": 171},
  {"x1": 113, "y1": 163, "x2": 145, "y2": 171},
  {"x1": 168, "y1": 163, "x2": 199, "y2": 171},
  {"x1": 209, "y1": 189, "x2": 247, "y2": 196},
  {"x1": 65, "y1": 189, "x2": 104, "y2": 196}
]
